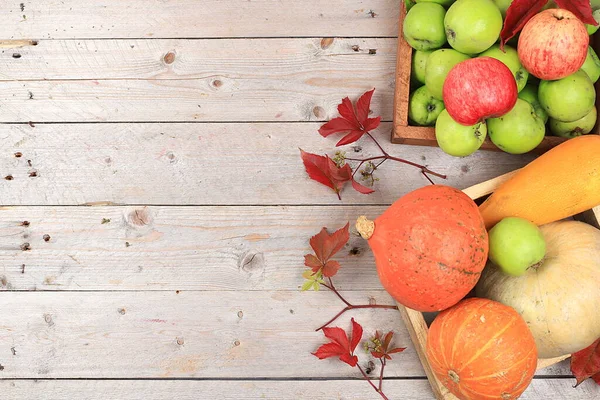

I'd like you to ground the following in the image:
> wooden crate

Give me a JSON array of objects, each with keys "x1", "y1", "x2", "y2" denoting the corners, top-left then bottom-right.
[
  {"x1": 391, "y1": 1, "x2": 600, "y2": 153},
  {"x1": 398, "y1": 170, "x2": 600, "y2": 400}
]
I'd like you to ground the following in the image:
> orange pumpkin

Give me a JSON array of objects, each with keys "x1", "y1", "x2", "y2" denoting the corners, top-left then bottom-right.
[
  {"x1": 426, "y1": 298, "x2": 538, "y2": 400},
  {"x1": 356, "y1": 185, "x2": 488, "y2": 312}
]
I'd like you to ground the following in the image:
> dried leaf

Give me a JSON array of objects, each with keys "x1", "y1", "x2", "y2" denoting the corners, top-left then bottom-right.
[
  {"x1": 313, "y1": 318, "x2": 363, "y2": 367},
  {"x1": 555, "y1": 0, "x2": 597, "y2": 25},
  {"x1": 305, "y1": 223, "x2": 350, "y2": 278},
  {"x1": 500, "y1": 0, "x2": 548, "y2": 49},
  {"x1": 571, "y1": 338, "x2": 600, "y2": 387}
]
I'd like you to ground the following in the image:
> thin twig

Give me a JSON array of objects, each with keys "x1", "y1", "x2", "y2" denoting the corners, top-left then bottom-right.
[
  {"x1": 327, "y1": 278, "x2": 351, "y2": 307},
  {"x1": 315, "y1": 304, "x2": 398, "y2": 332},
  {"x1": 357, "y1": 364, "x2": 389, "y2": 400},
  {"x1": 421, "y1": 170, "x2": 435, "y2": 185},
  {"x1": 379, "y1": 358, "x2": 386, "y2": 391}
]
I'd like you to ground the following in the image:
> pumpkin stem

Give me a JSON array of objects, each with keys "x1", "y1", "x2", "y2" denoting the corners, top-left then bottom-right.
[
  {"x1": 448, "y1": 370, "x2": 460, "y2": 384},
  {"x1": 356, "y1": 216, "x2": 375, "y2": 240}
]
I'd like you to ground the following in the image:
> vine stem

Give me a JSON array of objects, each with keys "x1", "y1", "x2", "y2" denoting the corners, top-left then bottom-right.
[
  {"x1": 379, "y1": 358, "x2": 386, "y2": 391},
  {"x1": 357, "y1": 364, "x2": 390, "y2": 400},
  {"x1": 316, "y1": 278, "x2": 397, "y2": 331},
  {"x1": 343, "y1": 132, "x2": 445, "y2": 183}
]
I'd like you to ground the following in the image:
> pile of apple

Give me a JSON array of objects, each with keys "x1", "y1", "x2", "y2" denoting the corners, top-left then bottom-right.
[{"x1": 404, "y1": 0, "x2": 600, "y2": 157}]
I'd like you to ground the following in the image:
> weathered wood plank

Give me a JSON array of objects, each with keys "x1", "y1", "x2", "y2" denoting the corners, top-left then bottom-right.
[
  {"x1": 0, "y1": 205, "x2": 388, "y2": 291},
  {"x1": 0, "y1": 123, "x2": 533, "y2": 205},
  {"x1": 0, "y1": 74, "x2": 394, "y2": 123},
  {"x1": 0, "y1": 1, "x2": 399, "y2": 39},
  {"x1": 0, "y1": 38, "x2": 395, "y2": 81},
  {"x1": 2, "y1": 378, "x2": 598, "y2": 399},
  {"x1": 0, "y1": 290, "x2": 424, "y2": 378}
]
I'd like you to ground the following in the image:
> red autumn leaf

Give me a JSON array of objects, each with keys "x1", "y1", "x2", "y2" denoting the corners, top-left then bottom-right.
[
  {"x1": 571, "y1": 337, "x2": 600, "y2": 387},
  {"x1": 352, "y1": 179, "x2": 375, "y2": 195},
  {"x1": 555, "y1": 0, "x2": 597, "y2": 25},
  {"x1": 304, "y1": 223, "x2": 349, "y2": 277},
  {"x1": 318, "y1": 89, "x2": 381, "y2": 146},
  {"x1": 369, "y1": 331, "x2": 407, "y2": 360},
  {"x1": 313, "y1": 318, "x2": 363, "y2": 367},
  {"x1": 500, "y1": 0, "x2": 548, "y2": 49},
  {"x1": 300, "y1": 149, "x2": 352, "y2": 199}
]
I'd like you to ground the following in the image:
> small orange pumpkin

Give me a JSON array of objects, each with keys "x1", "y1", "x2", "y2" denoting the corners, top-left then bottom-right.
[
  {"x1": 356, "y1": 185, "x2": 488, "y2": 312},
  {"x1": 426, "y1": 298, "x2": 538, "y2": 400}
]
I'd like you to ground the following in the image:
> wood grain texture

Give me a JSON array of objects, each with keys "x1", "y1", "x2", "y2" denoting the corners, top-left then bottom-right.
[
  {"x1": 1, "y1": 378, "x2": 598, "y2": 400},
  {"x1": 0, "y1": 290, "x2": 424, "y2": 378},
  {"x1": 0, "y1": 123, "x2": 533, "y2": 205},
  {"x1": 0, "y1": 1, "x2": 399, "y2": 39},
  {"x1": 0, "y1": 75, "x2": 394, "y2": 123},
  {"x1": 0, "y1": 205, "x2": 388, "y2": 291},
  {"x1": 0, "y1": 38, "x2": 395, "y2": 81}
]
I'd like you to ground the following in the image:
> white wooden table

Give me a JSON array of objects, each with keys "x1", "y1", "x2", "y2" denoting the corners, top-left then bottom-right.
[{"x1": 0, "y1": 1, "x2": 598, "y2": 398}]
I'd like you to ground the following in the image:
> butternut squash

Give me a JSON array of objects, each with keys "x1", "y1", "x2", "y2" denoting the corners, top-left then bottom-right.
[{"x1": 479, "y1": 135, "x2": 600, "y2": 229}]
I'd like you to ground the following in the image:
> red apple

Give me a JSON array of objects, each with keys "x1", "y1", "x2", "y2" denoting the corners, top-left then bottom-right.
[
  {"x1": 518, "y1": 9, "x2": 588, "y2": 80},
  {"x1": 442, "y1": 57, "x2": 517, "y2": 126}
]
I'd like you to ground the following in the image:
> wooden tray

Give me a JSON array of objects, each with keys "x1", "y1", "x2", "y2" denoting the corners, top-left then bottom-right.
[
  {"x1": 398, "y1": 170, "x2": 600, "y2": 400},
  {"x1": 391, "y1": 1, "x2": 600, "y2": 153}
]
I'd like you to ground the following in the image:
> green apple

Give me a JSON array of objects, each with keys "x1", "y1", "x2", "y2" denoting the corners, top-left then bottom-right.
[
  {"x1": 581, "y1": 46, "x2": 600, "y2": 83},
  {"x1": 479, "y1": 45, "x2": 529, "y2": 92},
  {"x1": 492, "y1": 0, "x2": 512, "y2": 17},
  {"x1": 586, "y1": 10, "x2": 600, "y2": 35},
  {"x1": 488, "y1": 217, "x2": 547, "y2": 277},
  {"x1": 549, "y1": 106, "x2": 597, "y2": 138},
  {"x1": 409, "y1": 86, "x2": 446, "y2": 126},
  {"x1": 412, "y1": 50, "x2": 433, "y2": 85},
  {"x1": 518, "y1": 83, "x2": 548, "y2": 123},
  {"x1": 405, "y1": 0, "x2": 417, "y2": 11},
  {"x1": 542, "y1": 0, "x2": 557, "y2": 10},
  {"x1": 415, "y1": 0, "x2": 455, "y2": 7},
  {"x1": 593, "y1": 0, "x2": 600, "y2": 10},
  {"x1": 487, "y1": 99, "x2": 546, "y2": 154},
  {"x1": 435, "y1": 109, "x2": 486, "y2": 156},
  {"x1": 538, "y1": 70, "x2": 596, "y2": 122},
  {"x1": 403, "y1": 3, "x2": 447, "y2": 51},
  {"x1": 425, "y1": 49, "x2": 471, "y2": 99},
  {"x1": 445, "y1": 0, "x2": 502, "y2": 54}
]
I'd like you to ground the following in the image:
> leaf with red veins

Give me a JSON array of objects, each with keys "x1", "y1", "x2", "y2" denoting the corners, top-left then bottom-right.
[
  {"x1": 500, "y1": 0, "x2": 548, "y2": 49},
  {"x1": 555, "y1": 0, "x2": 597, "y2": 25},
  {"x1": 571, "y1": 337, "x2": 600, "y2": 387}
]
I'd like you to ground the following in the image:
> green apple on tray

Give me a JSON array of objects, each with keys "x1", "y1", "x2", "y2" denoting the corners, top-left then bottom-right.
[{"x1": 403, "y1": 0, "x2": 599, "y2": 157}]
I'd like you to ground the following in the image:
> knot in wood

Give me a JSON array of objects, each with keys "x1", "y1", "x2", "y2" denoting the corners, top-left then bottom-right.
[
  {"x1": 163, "y1": 51, "x2": 176, "y2": 64},
  {"x1": 238, "y1": 250, "x2": 265, "y2": 274},
  {"x1": 127, "y1": 207, "x2": 153, "y2": 227}
]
